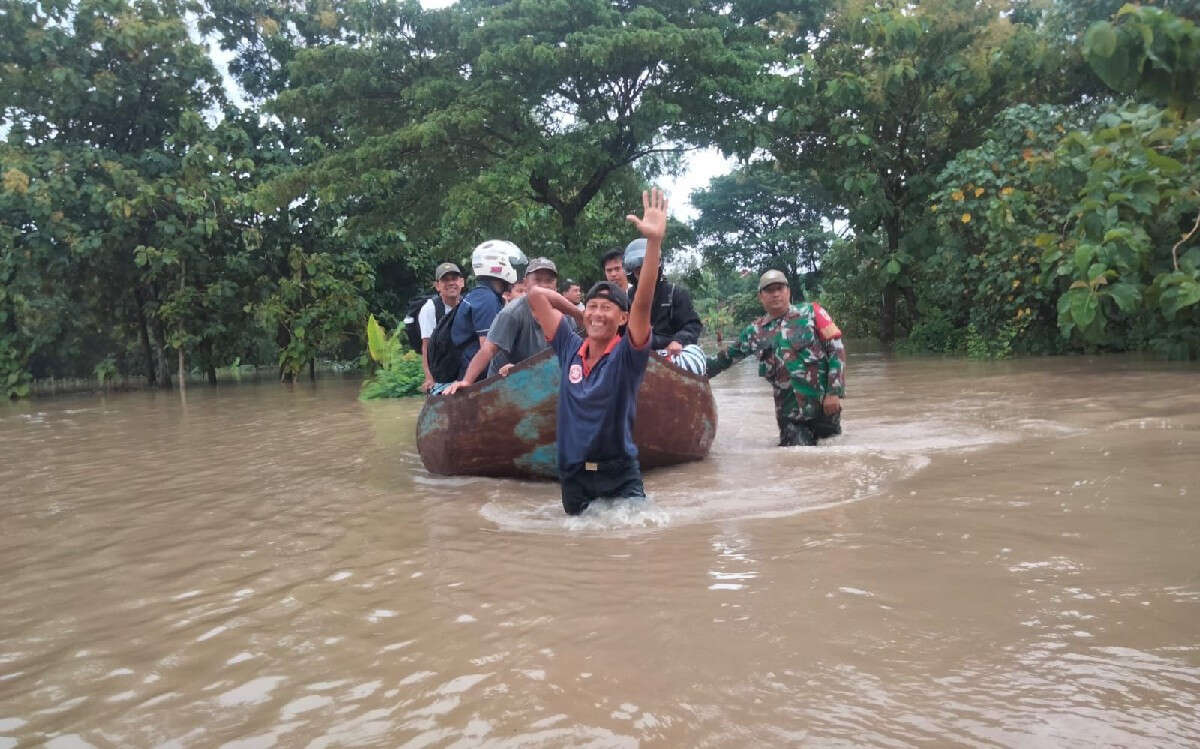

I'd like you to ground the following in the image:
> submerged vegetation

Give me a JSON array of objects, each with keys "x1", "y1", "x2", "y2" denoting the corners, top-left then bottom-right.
[
  {"x1": 2, "y1": 0, "x2": 1199, "y2": 399},
  {"x1": 360, "y1": 315, "x2": 424, "y2": 400}
]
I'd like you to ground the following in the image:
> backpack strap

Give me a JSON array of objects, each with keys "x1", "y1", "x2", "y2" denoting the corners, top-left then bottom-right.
[{"x1": 434, "y1": 295, "x2": 446, "y2": 322}]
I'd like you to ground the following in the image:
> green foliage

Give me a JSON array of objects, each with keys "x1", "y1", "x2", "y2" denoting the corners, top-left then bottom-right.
[
  {"x1": 1050, "y1": 103, "x2": 1200, "y2": 354},
  {"x1": 770, "y1": 0, "x2": 1049, "y2": 342},
  {"x1": 896, "y1": 309, "x2": 965, "y2": 355},
  {"x1": 1, "y1": 338, "x2": 32, "y2": 399},
  {"x1": 923, "y1": 103, "x2": 1088, "y2": 355},
  {"x1": 360, "y1": 350, "x2": 424, "y2": 399},
  {"x1": 813, "y1": 236, "x2": 885, "y2": 340},
  {"x1": 9, "y1": 0, "x2": 1200, "y2": 401},
  {"x1": 677, "y1": 260, "x2": 760, "y2": 341},
  {"x1": 366, "y1": 314, "x2": 390, "y2": 365},
  {"x1": 1084, "y1": 5, "x2": 1200, "y2": 117},
  {"x1": 93, "y1": 356, "x2": 118, "y2": 386},
  {"x1": 964, "y1": 320, "x2": 1026, "y2": 360},
  {"x1": 257, "y1": 246, "x2": 373, "y2": 380},
  {"x1": 691, "y1": 162, "x2": 836, "y2": 291},
  {"x1": 360, "y1": 317, "x2": 423, "y2": 399}
]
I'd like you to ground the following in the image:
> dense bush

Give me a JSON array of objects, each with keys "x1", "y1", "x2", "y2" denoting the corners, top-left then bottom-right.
[{"x1": 360, "y1": 316, "x2": 425, "y2": 399}]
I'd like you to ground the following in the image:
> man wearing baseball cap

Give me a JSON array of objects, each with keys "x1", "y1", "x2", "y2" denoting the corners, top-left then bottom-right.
[
  {"x1": 445, "y1": 257, "x2": 582, "y2": 392},
  {"x1": 417, "y1": 262, "x2": 463, "y2": 393},
  {"x1": 526, "y1": 189, "x2": 667, "y2": 515},
  {"x1": 706, "y1": 269, "x2": 846, "y2": 446}
]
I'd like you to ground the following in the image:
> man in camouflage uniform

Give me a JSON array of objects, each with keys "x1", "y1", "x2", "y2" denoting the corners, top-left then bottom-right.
[{"x1": 706, "y1": 270, "x2": 846, "y2": 446}]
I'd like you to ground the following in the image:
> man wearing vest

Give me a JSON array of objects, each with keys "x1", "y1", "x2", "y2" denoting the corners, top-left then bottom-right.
[
  {"x1": 527, "y1": 189, "x2": 667, "y2": 515},
  {"x1": 706, "y1": 270, "x2": 846, "y2": 447},
  {"x1": 418, "y1": 262, "x2": 464, "y2": 393}
]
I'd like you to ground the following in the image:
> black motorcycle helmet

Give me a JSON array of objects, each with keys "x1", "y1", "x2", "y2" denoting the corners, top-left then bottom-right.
[{"x1": 622, "y1": 238, "x2": 662, "y2": 284}]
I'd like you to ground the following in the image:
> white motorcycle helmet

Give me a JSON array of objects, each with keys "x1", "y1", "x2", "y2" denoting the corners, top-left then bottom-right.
[{"x1": 471, "y1": 240, "x2": 521, "y2": 285}]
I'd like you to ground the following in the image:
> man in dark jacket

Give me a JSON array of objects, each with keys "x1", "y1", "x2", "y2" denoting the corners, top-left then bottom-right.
[{"x1": 623, "y1": 238, "x2": 703, "y2": 360}]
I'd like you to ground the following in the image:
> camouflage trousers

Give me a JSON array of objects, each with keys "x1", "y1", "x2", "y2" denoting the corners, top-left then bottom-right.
[{"x1": 773, "y1": 388, "x2": 841, "y2": 447}]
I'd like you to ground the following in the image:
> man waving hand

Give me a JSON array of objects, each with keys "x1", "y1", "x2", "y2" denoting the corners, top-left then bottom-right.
[{"x1": 527, "y1": 189, "x2": 667, "y2": 515}]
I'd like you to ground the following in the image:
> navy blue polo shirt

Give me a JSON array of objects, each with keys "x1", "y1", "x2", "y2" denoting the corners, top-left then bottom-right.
[
  {"x1": 549, "y1": 316, "x2": 651, "y2": 475},
  {"x1": 450, "y1": 283, "x2": 504, "y2": 378}
]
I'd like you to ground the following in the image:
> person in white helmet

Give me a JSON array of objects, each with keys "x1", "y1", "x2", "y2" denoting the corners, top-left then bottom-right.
[
  {"x1": 444, "y1": 257, "x2": 583, "y2": 394},
  {"x1": 449, "y1": 241, "x2": 518, "y2": 381}
]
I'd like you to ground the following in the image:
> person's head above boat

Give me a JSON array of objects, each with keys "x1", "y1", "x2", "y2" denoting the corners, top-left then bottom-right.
[{"x1": 582, "y1": 281, "x2": 629, "y2": 344}]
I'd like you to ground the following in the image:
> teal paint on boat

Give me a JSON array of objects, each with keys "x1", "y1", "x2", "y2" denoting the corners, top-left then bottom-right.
[
  {"x1": 495, "y1": 359, "x2": 559, "y2": 411},
  {"x1": 513, "y1": 412, "x2": 544, "y2": 442},
  {"x1": 417, "y1": 398, "x2": 443, "y2": 433},
  {"x1": 514, "y1": 443, "x2": 558, "y2": 478}
]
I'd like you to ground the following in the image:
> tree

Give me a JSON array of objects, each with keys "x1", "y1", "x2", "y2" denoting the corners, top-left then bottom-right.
[
  {"x1": 1, "y1": 0, "x2": 229, "y2": 389},
  {"x1": 691, "y1": 161, "x2": 837, "y2": 292},
  {"x1": 204, "y1": 0, "x2": 787, "y2": 273},
  {"x1": 769, "y1": 0, "x2": 1048, "y2": 342},
  {"x1": 924, "y1": 103, "x2": 1093, "y2": 356}
]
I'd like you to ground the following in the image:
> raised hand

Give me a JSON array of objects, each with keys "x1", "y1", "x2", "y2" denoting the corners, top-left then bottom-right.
[{"x1": 625, "y1": 187, "x2": 667, "y2": 242}]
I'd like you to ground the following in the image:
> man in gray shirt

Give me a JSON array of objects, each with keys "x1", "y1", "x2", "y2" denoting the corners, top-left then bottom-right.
[{"x1": 444, "y1": 257, "x2": 583, "y2": 393}]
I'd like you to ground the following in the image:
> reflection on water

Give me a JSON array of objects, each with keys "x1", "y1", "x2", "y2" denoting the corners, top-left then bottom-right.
[{"x1": 2, "y1": 355, "x2": 1199, "y2": 746}]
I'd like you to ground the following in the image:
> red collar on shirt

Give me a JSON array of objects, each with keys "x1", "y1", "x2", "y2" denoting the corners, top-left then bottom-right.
[{"x1": 576, "y1": 334, "x2": 622, "y2": 377}]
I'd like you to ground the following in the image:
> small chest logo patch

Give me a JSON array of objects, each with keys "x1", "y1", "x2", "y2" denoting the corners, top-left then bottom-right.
[{"x1": 568, "y1": 363, "x2": 583, "y2": 383}]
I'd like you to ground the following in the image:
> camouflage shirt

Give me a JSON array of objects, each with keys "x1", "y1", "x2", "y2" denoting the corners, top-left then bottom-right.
[{"x1": 706, "y1": 302, "x2": 846, "y2": 421}]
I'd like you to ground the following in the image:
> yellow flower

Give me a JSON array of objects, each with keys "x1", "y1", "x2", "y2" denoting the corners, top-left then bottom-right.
[
  {"x1": 1012, "y1": 279, "x2": 1021, "y2": 289},
  {"x1": 931, "y1": 203, "x2": 939, "y2": 212},
  {"x1": 951, "y1": 190, "x2": 965, "y2": 202},
  {"x1": 961, "y1": 213, "x2": 972, "y2": 224},
  {"x1": 974, "y1": 187, "x2": 985, "y2": 197},
  {"x1": 1001, "y1": 187, "x2": 1014, "y2": 197}
]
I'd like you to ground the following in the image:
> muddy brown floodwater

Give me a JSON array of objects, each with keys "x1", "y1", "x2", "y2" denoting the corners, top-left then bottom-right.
[{"x1": 2, "y1": 352, "x2": 1199, "y2": 747}]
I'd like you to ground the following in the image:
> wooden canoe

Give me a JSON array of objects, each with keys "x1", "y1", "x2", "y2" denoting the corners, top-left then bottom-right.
[{"x1": 416, "y1": 347, "x2": 717, "y2": 479}]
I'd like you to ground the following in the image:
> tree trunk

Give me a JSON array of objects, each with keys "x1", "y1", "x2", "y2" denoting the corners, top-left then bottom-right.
[
  {"x1": 204, "y1": 340, "x2": 217, "y2": 385},
  {"x1": 309, "y1": 358, "x2": 316, "y2": 382},
  {"x1": 135, "y1": 288, "x2": 156, "y2": 386},
  {"x1": 559, "y1": 213, "x2": 577, "y2": 260},
  {"x1": 902, "y1": 285, "x2": 918, "y2": 332},
  {"x1": 276, "y1": 323, "x2": 293, "y2": 383},
  {"x1": 879, "y1": 213, "x2": 902, "y2": 345},
  {"x1": 880, "y1": 283, "x2": 898, "y2": 345},
  {"x1": 153, "y1": 319, "x2": 172, "y2": 388},
  {"x1": 178, "y1": 346, "x2": 186, "y2": 396},
  {"x1": 178, "y1": 260, "x2": 186, "y2": 394}
]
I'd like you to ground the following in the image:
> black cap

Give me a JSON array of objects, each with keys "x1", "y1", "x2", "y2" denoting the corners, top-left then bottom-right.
[{"x1": 584, "y1": 281, "x2": 630, "y2": 311}]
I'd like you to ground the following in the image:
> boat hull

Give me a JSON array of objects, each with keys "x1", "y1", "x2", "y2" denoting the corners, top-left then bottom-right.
[{"x1": 416, "y1": 348, "x2": 717, "y2": 479}]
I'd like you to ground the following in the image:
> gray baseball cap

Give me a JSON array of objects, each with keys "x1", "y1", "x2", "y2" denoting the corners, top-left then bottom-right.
[
  {"x1": 758, "y1": 269, "x2": 789, "y2": 291},
  {"x1": 434, "y1": 262, "x2": 462, "y2": 280},
  {"x1": 525, "y1": 257, "x2": 557, "y2": 275}
]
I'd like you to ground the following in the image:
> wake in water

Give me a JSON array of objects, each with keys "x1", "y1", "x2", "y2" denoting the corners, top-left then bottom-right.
[
  {"x1": 459, "y1": 369, "x2": 1086, "y2": 534},
  {"x1": 478, "y1": 491, "x2": 672, "y2": 533}
]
